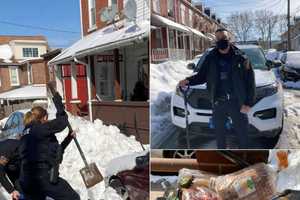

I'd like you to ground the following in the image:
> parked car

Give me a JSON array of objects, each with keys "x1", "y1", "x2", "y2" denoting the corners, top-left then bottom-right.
[
  {"x1": 171, "y1": 45, "x2": 284, "y2": 139},
  {"x1": 280, "y1": 51, "x2": 300, "y2": 82},
  {"x1": 0, "y1": 111, "x2": 25, "y2": 139}
]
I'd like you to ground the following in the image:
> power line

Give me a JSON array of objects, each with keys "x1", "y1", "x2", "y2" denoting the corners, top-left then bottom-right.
[{"x1": 0, "y1": 20, "x2": 80, "y2": 34}]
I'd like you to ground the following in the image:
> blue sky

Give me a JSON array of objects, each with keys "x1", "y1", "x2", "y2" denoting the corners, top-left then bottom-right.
[
  {"x1": 0, "y1": 0, "x2": 81, "y2": 49},
  {"x1": 194, "y1": 0, "x2": 300, "y2": 23}
]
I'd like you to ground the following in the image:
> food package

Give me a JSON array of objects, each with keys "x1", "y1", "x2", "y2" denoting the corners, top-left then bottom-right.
[
  {"x1": 210, "y1": 163, "x2": 276, "y2": 200},
  {"x1": 181, "y1": 187, "x2": 220, "y2": 200},
  {"x1": 178, "y1": 163, "x2": 277, "y2": 200}
]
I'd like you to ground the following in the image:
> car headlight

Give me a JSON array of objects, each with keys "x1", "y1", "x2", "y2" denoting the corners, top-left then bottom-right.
[
  {"x1": 284, "y1": 66, "x2": 297, "y2": 73},
  {"x1": 257, "y1": 82, "x2": 279, "y2": 99},
  {"x1": 175, "y1": 85, "x2": 184, "y2": 97}
]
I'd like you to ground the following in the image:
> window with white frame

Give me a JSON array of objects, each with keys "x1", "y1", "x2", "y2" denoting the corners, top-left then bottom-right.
[
  {"x1": 153, "y1": 0, "x2": 161, "y2": 14},
  {"x1": 189, "y1": 9, "x2": 193, "y2": 27},
  {"x1": 168, "y1": 0, "x2": 174, "y2": 17},
  {"x1": 108, "y1": 0, "x2": 118, "y2": 7},
  {"x1": 9, "y1": 66, "x2": 20, "y2": 86},
  {"x1": 88, "y1": 0, "x2": 96, "y2": 29},
  {"x1": 99, "y1": 65, "x2": 111, "y2": 97},
  {"x1": 23, "y1": 48, "x2": 39, "y2": 57},
  {"x1": 181, "y1": 4, "x2": 185, "y2": 25},
  {"x1": 155, "y1": 29, "x2": 163, "y2": 48}
]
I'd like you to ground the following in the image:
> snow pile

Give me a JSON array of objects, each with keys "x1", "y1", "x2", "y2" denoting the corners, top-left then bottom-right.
[
  {"x1": 0, "y1": 44, "x2": 13, "y2": 63},
  {"x1": 151, "y1": 60, "x2": 192, "y2": 147},
  {"x1": 57, "y1": 115, "x2": 145, "y2": 199},
  {"x1": 268, "y1": 150, "x2": 300, "y2": 192}
]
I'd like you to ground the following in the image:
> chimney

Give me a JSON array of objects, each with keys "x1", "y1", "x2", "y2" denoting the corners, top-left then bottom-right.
[
  {"x1": 204, "y1": 7, "x2": 211, "y2": 17},
  {"x1": 212, "y1": 14, "x2": 216, "y2": 20}
]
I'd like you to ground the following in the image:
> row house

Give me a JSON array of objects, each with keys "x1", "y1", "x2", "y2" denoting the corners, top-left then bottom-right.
[
  {"x1": 151, "y1": 0, "x2": 231, "y2": 62},
  {"x1": 280, "y1": 17, "x2": 300, "y2": 51},
  {"x1": 0, "y1": 36, "x2": 50, "y2": 117},
  {"x1": 49, "y1": 0, "x2": 150, "y2": 143}
]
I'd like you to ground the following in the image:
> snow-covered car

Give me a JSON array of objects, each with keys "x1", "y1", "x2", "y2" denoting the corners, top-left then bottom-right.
[
  {"x1": 171, "y1": 45, "x2": 284, "y2": 139},
  {"x1": 0, "y1": 111, "x2": 25, "y2": 139},
  {"x1": 280, "y1": 51, "x2": 300, "y2": 82}
]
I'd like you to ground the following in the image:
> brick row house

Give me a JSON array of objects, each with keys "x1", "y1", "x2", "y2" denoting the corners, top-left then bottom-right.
[
  {"x1": 49, "y1": 0, "x2": 150, "y2": 143},
  {"x1": 0, "y1": 36, "x2": 53, "y2": 117},
  {"x1": 151, "y1": 0, "x2": 232, "y2": 62}
]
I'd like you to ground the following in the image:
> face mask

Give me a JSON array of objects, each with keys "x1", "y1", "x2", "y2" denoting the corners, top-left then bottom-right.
[{"x1": 216, "y1": 39, "x2": 229, "y2": 50}]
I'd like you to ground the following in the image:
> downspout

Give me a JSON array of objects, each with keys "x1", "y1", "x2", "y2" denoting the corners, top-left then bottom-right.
[{"x1": 74, "y1": 56, "x2": 93, "y2": 122}]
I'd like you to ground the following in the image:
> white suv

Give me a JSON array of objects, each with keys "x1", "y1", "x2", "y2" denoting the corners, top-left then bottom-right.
[{"x1": 171, "y1": 45, "x2": 284, "y2": 138}]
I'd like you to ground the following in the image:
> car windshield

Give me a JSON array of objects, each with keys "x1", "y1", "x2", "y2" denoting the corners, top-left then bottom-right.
[
  {"x1": 241, "y1": 47, "x2": 268, "y2": 70},
  {"x1": 194, "y1": 47, "x2": 268, "y2": 71}
]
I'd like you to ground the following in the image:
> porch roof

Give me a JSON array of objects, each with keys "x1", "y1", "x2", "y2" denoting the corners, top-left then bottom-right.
[
  {"x1": 151, "y1": 14, "x2": 190, "y2": 33},
  {"x1": 49, "y1": 20, "x2": 149, "y2": 65},
  {"x1": 0, "y1": 84, "x2": 47, "y2": 100},
  {"x1": 186, "y1": 27, "x2": 209, "y2": 40}
]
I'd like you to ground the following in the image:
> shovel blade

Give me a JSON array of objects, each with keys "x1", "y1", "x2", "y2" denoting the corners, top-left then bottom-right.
[{"x1": 79, "y1": 163, "x2": 103, "y2": 188}]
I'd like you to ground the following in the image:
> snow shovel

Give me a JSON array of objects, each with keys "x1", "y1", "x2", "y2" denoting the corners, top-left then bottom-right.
[
  {"x1": 47, "y1": 82, "x2": 103, "y2": 188},
  {"x1": 180, "y1": 85, "x2": 191, "y2": 149}
]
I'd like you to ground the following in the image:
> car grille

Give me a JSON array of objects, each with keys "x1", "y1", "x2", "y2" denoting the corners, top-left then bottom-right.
[{"x1": 187, "y1": 89, "x2": 212, "y2": 109}]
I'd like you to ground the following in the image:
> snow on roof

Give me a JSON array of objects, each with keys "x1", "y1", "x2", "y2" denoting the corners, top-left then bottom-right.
[
  {"x1": 0, "y1": 44, "x2": 13, "y2": 62},
  {"x1": 151, "y1": 13, "x2": 190, "y2": 33},
  {"x1": 0, "y1": 84, "x2": 47, "y2": 100},
  {"x1": 186, "y1": 27, "x2": 210, "y2": 40},
  {"x1": 49, "y1": 20, "x2": 149, "y2": 65}
]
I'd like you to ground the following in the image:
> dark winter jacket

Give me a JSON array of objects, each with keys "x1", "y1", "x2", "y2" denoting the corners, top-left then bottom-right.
[
  {"x1": 0, "y1": 139, "x2": 21, "y2": 193},
  {"x1": 186, "y1": 45, "x2": 256, "y2": 108},
  {"x1": 19, "y1": 93, "x2": 69, "y2": 175}
]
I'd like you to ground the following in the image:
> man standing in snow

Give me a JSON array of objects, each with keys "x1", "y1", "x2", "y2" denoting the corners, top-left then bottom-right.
[{"x1": 179, "y1": 28, "x2": 255, "y2": 149}]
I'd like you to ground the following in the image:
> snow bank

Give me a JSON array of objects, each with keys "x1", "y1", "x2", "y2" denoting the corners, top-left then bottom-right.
[
  {"x1": 151, "y1": 60, "x2": 192, "y2": 147},
  {"x1": 57, "y1": 115, "x2": 146, "y2": 200},
  {"x1": 0, "y1": 44, "x2": 13, "y2": 63},
  {"x1": 268, "y1": 150, "x2": 300, "y2": 192}
]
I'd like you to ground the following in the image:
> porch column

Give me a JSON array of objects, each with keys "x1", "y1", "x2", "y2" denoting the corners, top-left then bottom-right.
[
  {"x1": 54, "y1": 65, "x2": 63, "y2": 97},
  {"x1": 70, "y1": 61, "x2": 78, "y2": 99},
  {"x1": 113, "y1": 49, "x2": 122, "y2": 100},
  {"x1": 175, "y1": 30, "x2": 178, "y2": 49},
  {"x1": 87, "y1": 56, "x2": 93, "y2": 121},
  {"x1": 190, "y1": 34, "x2": 194, "y2": 58},
  {"x1": 166, "y1": 26, "x2": 170, "y2": 59},
  {"x1": 183, "y1": 34, "x2": 186, "y2": 60}
]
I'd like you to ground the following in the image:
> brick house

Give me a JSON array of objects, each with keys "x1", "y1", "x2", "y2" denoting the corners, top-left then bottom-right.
[
  {"x1": 151, "y1": 0, "x2": 233, "y2": 62},
  {"x1": 49, "y1": 0, "x2": 150, "y2": 143},
  {"x1": 0, "y1": 35, "x2": 49, "y2": 117}
]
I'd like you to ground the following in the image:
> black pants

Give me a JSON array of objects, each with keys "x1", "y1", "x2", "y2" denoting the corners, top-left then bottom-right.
[
  {"x1": 20, "y1": 174, "x2": 80, "y2": 200},
  {"x1": 212, "y1": 99, "x2": 249, "y2": 149}
]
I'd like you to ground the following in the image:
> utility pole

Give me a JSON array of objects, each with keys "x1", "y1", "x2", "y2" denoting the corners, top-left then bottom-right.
[{"x1": 287, "y1": 0, "x2": 291, "y2": 50}]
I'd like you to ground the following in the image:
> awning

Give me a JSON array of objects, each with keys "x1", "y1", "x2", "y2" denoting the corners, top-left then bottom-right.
[
  {"x1": 49, "y1": 20, "x2": 149, "y2": 65},
  {"x1": 207, "y1": 33, "x2": 216, "y2": 40},
  {"x1": 186, "y1": 27, "x2": 207, "y2": 39},
  {"x1": 151, "y1": 14, "x2": 190, "y2": 33},
  {"x1": 0, "y1": 85, "x2": 47, "y2": 100}
]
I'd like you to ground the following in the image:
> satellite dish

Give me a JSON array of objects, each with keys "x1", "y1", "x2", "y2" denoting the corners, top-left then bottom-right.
[
  {"x1": 124, "y1": 0, "x2": 137, "y2": 22},
  {"x1": 100, "y1": 4, "x2": 118, "y2": 23}
]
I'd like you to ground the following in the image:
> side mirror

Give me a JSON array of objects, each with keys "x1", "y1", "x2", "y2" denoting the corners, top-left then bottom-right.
[
  {"x1": 266, "y1": 60, "x2": 274, "y2": 70},
  {"x1": 187, "y1": 63, "x2": 196, "y2": 70},
  {"x1": 273, "y1": 60, "x2": 282, "y2": 68}
]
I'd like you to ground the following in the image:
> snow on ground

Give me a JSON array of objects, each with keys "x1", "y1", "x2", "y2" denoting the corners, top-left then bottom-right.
[
  {"x1": 0, "y1": 103, "x2": 147, "y2": 199},
  {"x1": 268, "y1": 150, "x2": 300, "y2": 192},
  {"x1": 151, "y1": 60, "x2": 192, "y2": 147},
  {"x1": 0, "y1": 44, "x2": 13, "y2": 63}
]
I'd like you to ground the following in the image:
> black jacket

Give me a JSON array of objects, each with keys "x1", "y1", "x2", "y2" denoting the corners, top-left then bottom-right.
[
  {"x1": 0, "y1": 139, "x2": 20, "y2": 193},
  {"x1": 19, "y1": 93, "x2": 69, "y2": 174},
  {"x1": 187, "y1": 45, "x2": 256, "y2": 108}
]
